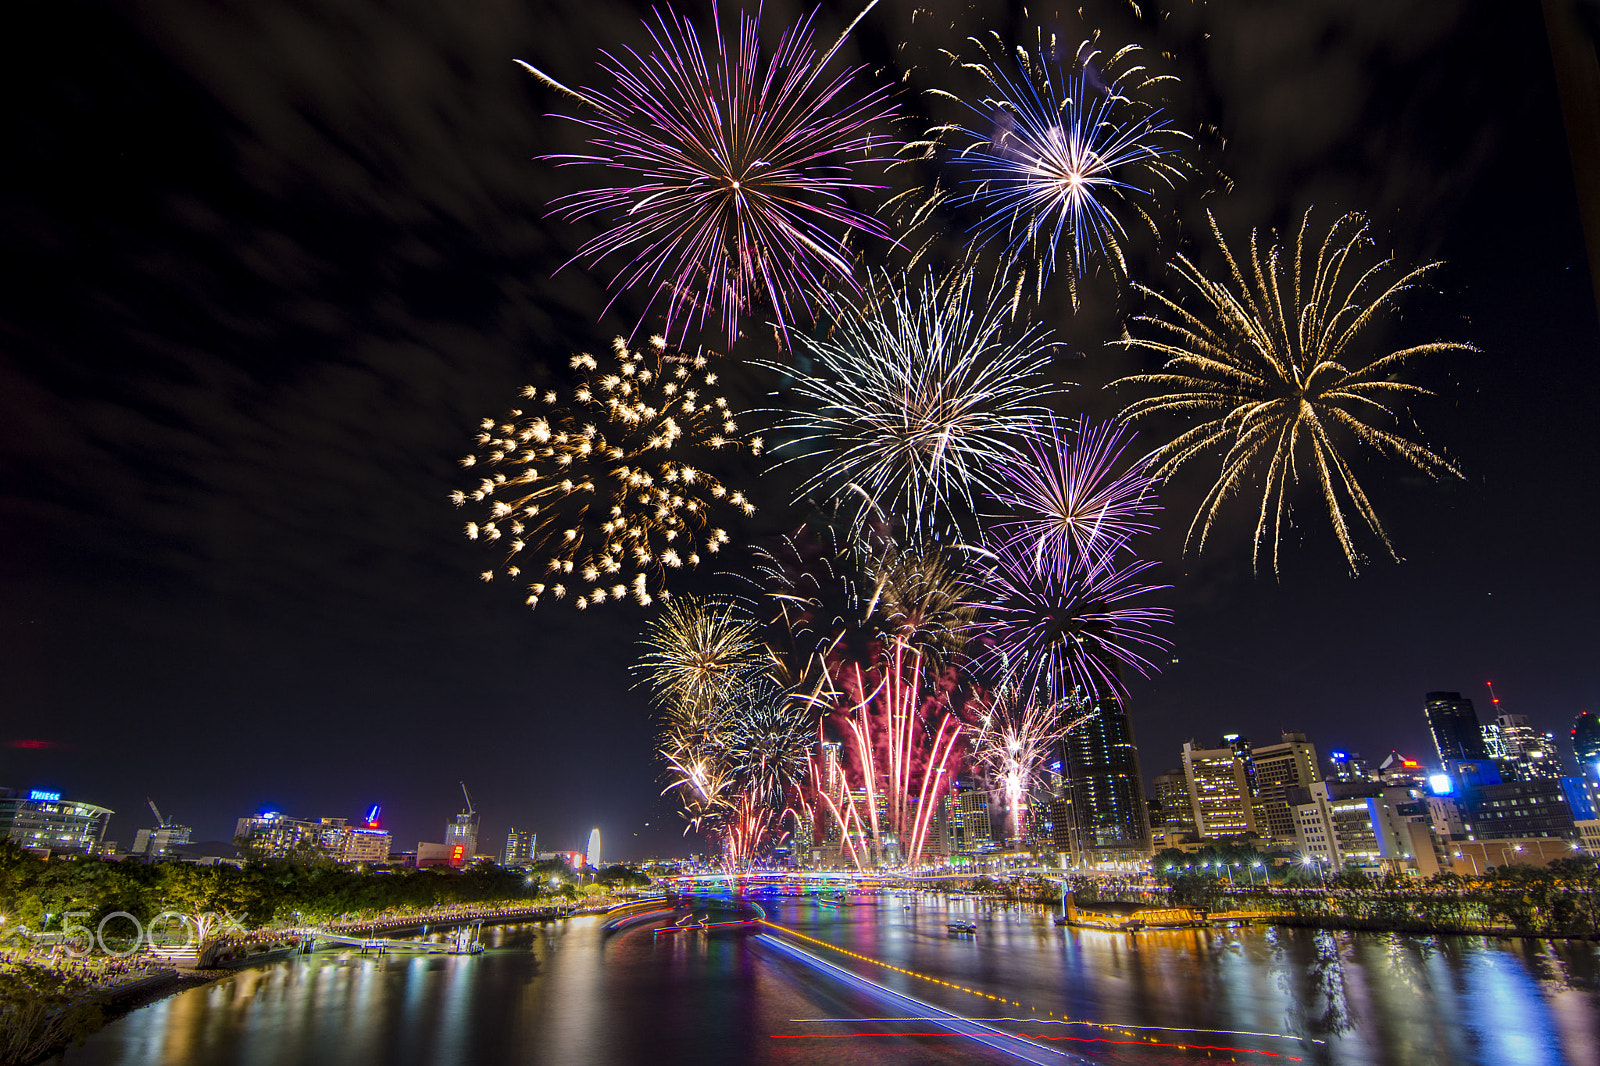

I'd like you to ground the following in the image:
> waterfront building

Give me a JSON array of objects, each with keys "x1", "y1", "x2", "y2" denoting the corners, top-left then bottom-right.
[
  {"x1": 1424, "y1": 692, "x2": 1489, "y2": 764},
  {"x1": 234, "y1": 811, "x2": 322, "y2": 857},
  {"x1": 504, "y1": 829, "x2": 537, "y2": 867},
  {"x1": 0, "y1": 788, "x2": 113, "y2": 855},
  {"x1": 1289, "y1": 782, "x2": 1440, "y2": 874},
  {"x1": 1250, "y1": 733, "x2": 1321, "y2": 843},
  {"x1": 1152, "y1": 768, "x2": 1196, "y2": 834},
  {"x1": 337, "y1": 827, "x2": 392, "y2": 863},
  {"x1": 1573, "y1": 711, "x2": 1600, "y2": 778},
  {"x1": 1057, "y1": 696, "x2": 1152, "y2": 865},
  {"x1": 1181, "y1": 740, "x2": 1257, "y2": 837}
]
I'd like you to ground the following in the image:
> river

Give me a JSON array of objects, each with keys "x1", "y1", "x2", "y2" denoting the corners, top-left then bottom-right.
[{"x1": 60, "y1": 893, "x2": 1599, "y2": 1065}]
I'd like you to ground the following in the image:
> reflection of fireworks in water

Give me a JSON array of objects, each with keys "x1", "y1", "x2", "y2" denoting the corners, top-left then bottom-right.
[
  {"x1": 769, "y1": 270, "x2": 1065, "y2": 537},
  {"x1": 964, "y1": 542, "x2": 1171, "y2": 704},
  {"x1": 986, "y1": 414, "x2": 1159, "y2": 573},
  {"x1": 969, "y1": 678, "x2": 1081, "y2": 845},
  {"x1": 517, "y1": 3, "x2": 898, "y2": 345},
  {"x1": 454, "y1": 337, "x2": 758, "y2": 609},
  {"x1": 940, "y1": 31, "x2": 1188, "y2": 303},
  {"x1": 1114, "y1": 209, "x2": 1468, "y2": 574}
]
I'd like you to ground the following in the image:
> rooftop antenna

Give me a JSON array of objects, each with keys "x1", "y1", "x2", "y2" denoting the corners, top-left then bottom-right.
[
  {"x1": 1486, "y1": 680, "x2": 1502, "y2": 716},
  {"x1": 147, "y1": 797, "x2": 170, "y2": 828}
]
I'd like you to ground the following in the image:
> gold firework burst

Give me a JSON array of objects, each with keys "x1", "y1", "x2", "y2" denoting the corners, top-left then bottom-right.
[
  {"x1": 1114, "y1": 209, "x2": 1470, "y2": 574},
  {"x1": 638, "y1": 597, "x2": 762, "y2": 714},
  {"x1": 454, "y1": 336, "x2": 761, "y2": 608}
]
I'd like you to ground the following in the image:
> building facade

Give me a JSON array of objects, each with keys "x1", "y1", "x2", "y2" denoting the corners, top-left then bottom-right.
[
  {"x1": 1057, "y1": 697, "x2": 1152, "y2": 865},
  {"x1": 1181, "y1": 741, "x2": 1257, "y2": 837},
  {"x1": 1250, "y1": 733, "x2": 1321, "y2": 842},
  {"x1": 1424, "y1": 692, "x2": 1488, "y2": 764},
  {"x1": 504, "y1": 829, "x2": 537, "y2": 866},
  {"x1": 0, "y1": 789, "x2": 112, "y2": 855}
]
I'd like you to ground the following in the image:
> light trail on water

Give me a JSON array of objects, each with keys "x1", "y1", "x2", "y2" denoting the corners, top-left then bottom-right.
[{"x1": 755, "y1": 934, "x2": 1082, "y2": 1065}]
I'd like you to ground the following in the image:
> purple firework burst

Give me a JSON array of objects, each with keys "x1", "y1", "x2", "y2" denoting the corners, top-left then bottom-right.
[
  {"x1": 519, "y1": 3, "x2": 899, "y2": 346},
  {"x1": 987, "y1": 414, "x2": 1160, "y2": 573},
  {"x1": 963, "y1": 543, "x2": 1172, "y2": 703}
]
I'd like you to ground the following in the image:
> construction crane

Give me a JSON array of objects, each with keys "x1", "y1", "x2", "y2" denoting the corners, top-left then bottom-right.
[
  {"x1": 147, "y1": 797, "x2": 170, "y2": 828},
  {"x1": 460, "y1": 782, "x2": 475, "y2": 817}
]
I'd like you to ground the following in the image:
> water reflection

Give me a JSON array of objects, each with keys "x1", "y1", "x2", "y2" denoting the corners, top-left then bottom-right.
[{"x1": 61, "y1": 902, "x2": 1598, "y2": 1066}]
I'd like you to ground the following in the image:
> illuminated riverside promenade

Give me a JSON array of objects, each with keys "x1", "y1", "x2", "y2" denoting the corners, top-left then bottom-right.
[{"x1": 62, "y1": 889, "x2": 1597, "y2": 1066}]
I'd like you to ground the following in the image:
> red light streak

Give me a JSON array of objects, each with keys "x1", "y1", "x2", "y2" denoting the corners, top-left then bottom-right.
[{"x1": 768, "y1": 1032, "x2": 1301, "y2": 1059}]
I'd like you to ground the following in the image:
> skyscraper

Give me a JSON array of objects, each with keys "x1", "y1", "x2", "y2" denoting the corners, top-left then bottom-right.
[
  {"x1": 1152, "y1": 768, "x2": 1196, "y2": 835},
  {"x1": 1058, "y1": 696, "x2": 1152, "y2": 865},
  {"x1": 586, "y1": 828, "x2": 601, "y2": 868},
  {"x1": 1484, "y1": 714, "x2": 1561, "y2": 781},
  {"x1": 1424, "y1": 692, "x2": 1488, "y2": 765},
  {"x1": 1181, "y1": 740, "x2": 1257, "y2": 837},
  {"x1": 1250, "y1": 733, "x2": 1321, "y2": 842},
  {"x1": 1574, "y1": 711, "x2": 1600, "y2": 778},
  {"x1": 504, "y1": 828, "x2": 536, "y2": 867}
]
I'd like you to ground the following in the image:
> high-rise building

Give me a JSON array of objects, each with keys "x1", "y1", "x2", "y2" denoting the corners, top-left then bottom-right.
[
  {"x1": 444, "y1": 812, "x2": 478, "y2": 865},
  {"x1": 504, "y1": 829, "x2": 536, "y2": 866},
  {"x1": 1327, "y1": 750, "x2": 1373, "y2": 783},
  {"x1": 1181, "y1": 740, "x2": 1257, "y2": 837},
  {"x1": 1057, "y1": 696, "x2": 1151, "y2": 865},
  {"x1": 1574, "y1": 711, "x2": 1600, "y2": 778},
  {"x1": 133, "y1": 823, "x2": 192, "y2": 859},
  {"x1": 1151, "y1": 769, "x2": 1196, "y2": 834},
  {"x1": 1482, "y1": 714, "x2": 1561, "y2": 781},
  {"x1": 944, "y1": 781, "x2": 995, "y2": 859},
  {"x1": 235, "y1": 811, "x2": 322, "y2": 857},
  {"x1": 1251, "y1": 733, "x2": 1321, "y2": 842},
  {"x1": 1424, "y1": 692, "x2": 1488, "y2": 764},
  {"x1": 0, "y1": 789, "x2": 113, "y2": 855},
  {"x1": 586, "y1": 829, "x2": 602, "y2": 868}
]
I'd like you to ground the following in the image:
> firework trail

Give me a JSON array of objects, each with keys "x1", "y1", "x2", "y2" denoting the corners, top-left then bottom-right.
[
  {"x1": 454, "y1": 336, "x2": 758, "y2": 609},
  {"x1": 963, "y1": 542, "x2": 1172, "y2": 705},
  {"x1": 969, "y1": 678, "x2": 1080, "y2": 846},
  {"x1": 767, "y1": 269, "x2": 1067, "y2": 538},
  {"x1": 1113, "y1": 209, "x2": 1469, "y2": 574},
  {"x1": 938, "y1": 31, "x2": 1189, "y2": 304},
  {"x1": 517, "y1": 3, "x2": 899, "y2": 346},
  {"x1": 986, "y1": 414, "x2": 1161, "y2": 573}
]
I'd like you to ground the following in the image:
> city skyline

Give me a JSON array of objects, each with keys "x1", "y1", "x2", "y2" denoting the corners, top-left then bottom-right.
[{"x1": 2, "y1": 0, "x2": 1597, "y2": 859}]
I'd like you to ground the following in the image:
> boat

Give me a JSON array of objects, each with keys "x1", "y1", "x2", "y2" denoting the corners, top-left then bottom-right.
[{"x1": 947, "y1": 919, "x2": 977, "y2": 934}]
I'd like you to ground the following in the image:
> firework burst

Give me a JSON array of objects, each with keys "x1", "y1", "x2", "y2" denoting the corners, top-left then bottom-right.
[
  {"x1": 963, "y1": 542, "x2": 1172, "y2": 704},
  {"x1": 940, "y1": 31, "x2": 1189, "y2": 303},
  {"x1": 1113, "y1": 209, "x2": 1469, "y2": 574},
  {"x1": 518, "y1": 3, "x2": 899, "y2": 346},
  {"x1": 454, "y1": 336, "x2": 759, "y2": 609},
  {"x1": 987, "y1": 414, "x2": 1161, "y2": 573},
  {"x1": 638, "y1": 597, "x2": 762, "y2": 712},
  {"x1": 767, "y1": 269, "x2": 1067, "y2": 537},
  {"x1": 970, "y1": 678, "x2": 1081, "y2": 845}
]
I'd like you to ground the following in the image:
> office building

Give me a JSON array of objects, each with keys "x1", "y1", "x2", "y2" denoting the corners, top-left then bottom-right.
[
  {"x1": 1057, "y1": 696, "x2": 1152, "y2": 865},
  {"x1": 1250, "y1": 733, "x2": 1321, "y2": 842},
  {"x1": 234, "y1": 811, "x2": 322, "y2": 857},
  {"x1": 1182, "y1": 740, "x2": 1257, "y2": 837},
  {"x1": 1327, "y1": 749, "x2": 1373, "y2": 783},
  {"x1": 1152, "y1": 769, "x2": 1196, "y2": 834},
  {"x1": 1573, "y1": 711, "x2": 1600, "y2": 777},
  {"x1": 0, "y1": 789, "x2": 113, "y2": 855},
  {"x1": 1480, "y1": 714, "x2": 1561, "y2": 781},
  {"x1": 504, "y1": 829, "x2": 537, "y2": 867},
  {"x1": 1290, "y1": 782, "x2": 1442, "y2": 874},
  {"x1": 1424, "y1": 692, "x2": 1488, "y2": 764},
  {"x1": 586, "y1": 829, "x2": 602, "y2": 869},
  {"x1": 944, "y1": 781, "x2": 996, "y2": 859}
]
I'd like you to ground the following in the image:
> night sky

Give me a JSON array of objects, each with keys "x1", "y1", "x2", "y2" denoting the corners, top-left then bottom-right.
[{"x1": 2, "y1": 0, "x2": 1596, "y2": 861}]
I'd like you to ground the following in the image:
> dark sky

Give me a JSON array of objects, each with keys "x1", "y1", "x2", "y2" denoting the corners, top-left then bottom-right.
[{"x1": 2, "y1": 0, "x2": 1596, "y2": 860}]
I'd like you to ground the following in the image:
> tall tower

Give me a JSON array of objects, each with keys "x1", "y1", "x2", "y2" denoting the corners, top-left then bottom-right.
[
  {"x1": 1181, "y1": 740, "x2": 1257, "y2": 837},
  {"x1": 1058, "y1": 695, "x2": 1152, "y2": 865},
  {"x1": 586, "y1": 828, "x2": 601, "y2": 869},
  {"x1": 1423, "y1": 692, "x2": 1488, "y2": 765},
  {"x1": 1573, "y1": 710, "x2": 1600, "y2": 778}
]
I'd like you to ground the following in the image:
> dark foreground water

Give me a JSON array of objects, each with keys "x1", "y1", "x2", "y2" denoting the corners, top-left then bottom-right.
[{"x1": 61, "y1": 894, "x2": 1599, "y2": 1066}]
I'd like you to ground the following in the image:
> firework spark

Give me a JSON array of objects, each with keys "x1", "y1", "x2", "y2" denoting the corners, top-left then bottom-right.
[
  {"x1": 970, "y1": 679, "x2": 1078, "y2": 845},
  {"x1": 767, "y1": 270, "x2": 1067, "y2": 537},
  {"x1": 1113, "y1": 209, "x2": 1469, "y2": 574},
  {"x1": 941, "y1": 32, "x2": 1189, "y2": 302},
  {"x1": 453, "y1": 336, "x2": 759, "y2": 609},
  {"x1": 986, "y1": 414, "x2": 1160, "y2": 573},
  {"x1": 518, "y1": 3, "x2": 899, "y2": 346},
  {"x1": 638, "y1": 597, "x2": 762, "y2": 713},
  {"x1": 963, "y1": 543, "x2": 1172, "y2": 704}
]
